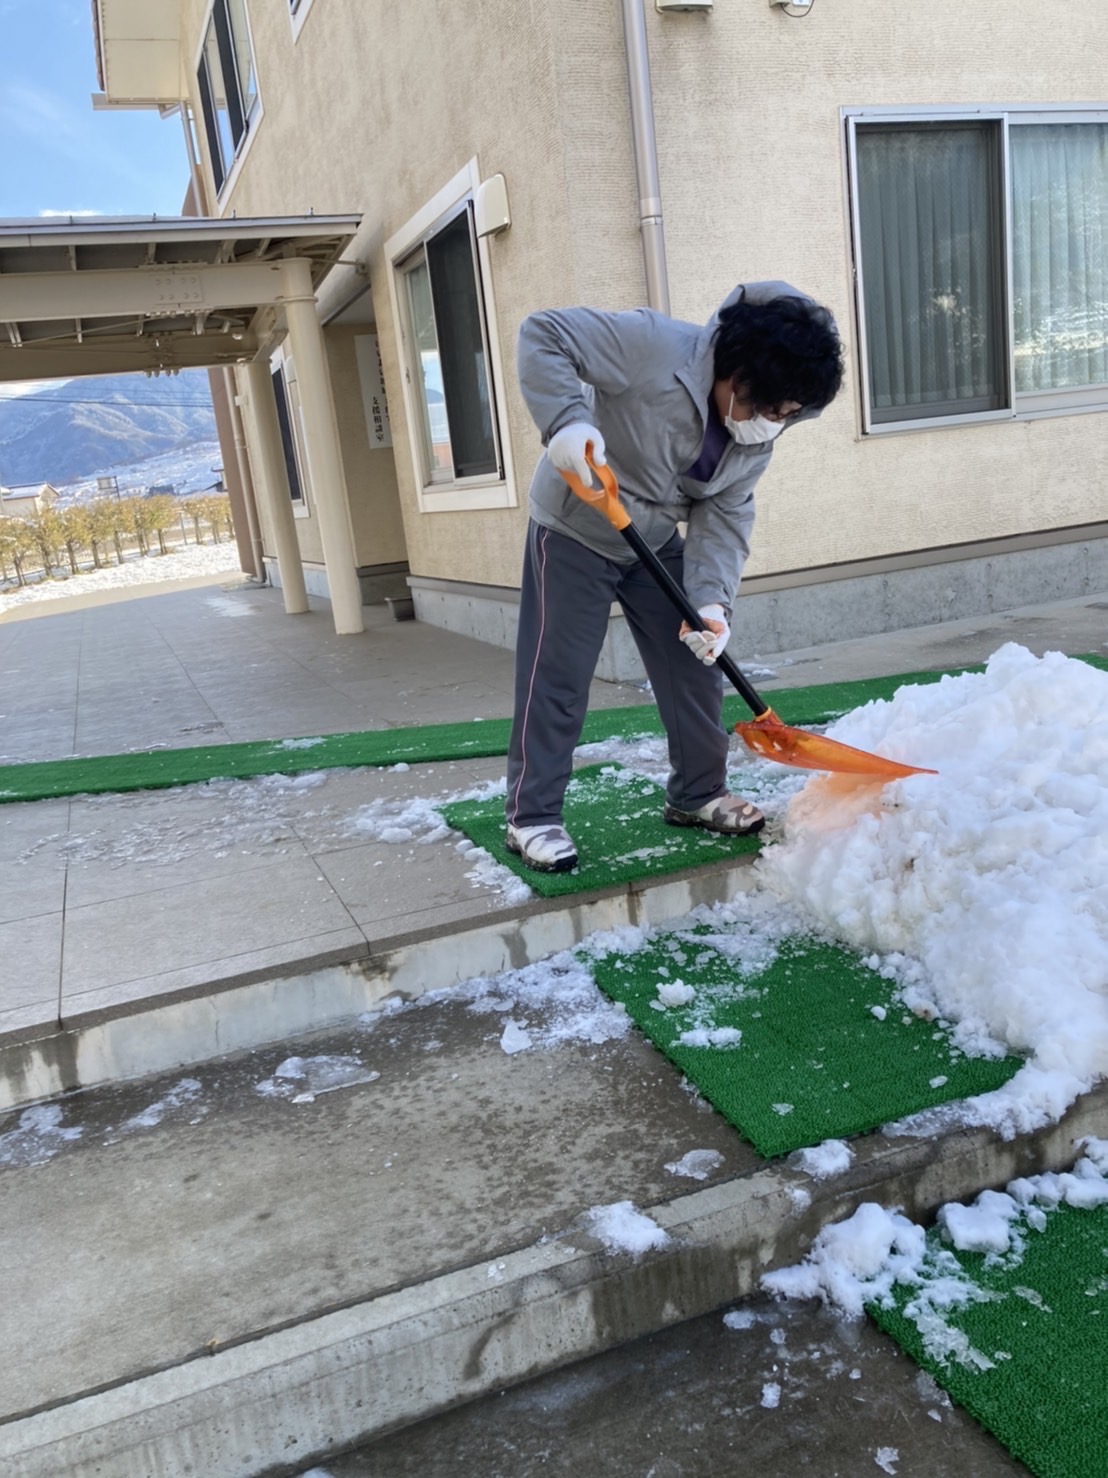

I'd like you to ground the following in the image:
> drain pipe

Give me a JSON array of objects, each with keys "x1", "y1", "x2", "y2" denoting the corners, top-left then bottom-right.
[{"x1": 620, "y1": 0, "x2": 671, "y2": 314}]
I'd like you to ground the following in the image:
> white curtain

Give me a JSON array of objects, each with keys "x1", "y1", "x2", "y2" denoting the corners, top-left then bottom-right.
[
  {"x1": 856, "y1": 124, "x2": 1004, "y2": 421},
  {"x1": 1011, "y1": 124, "x2": 1108, "y2": 392}
]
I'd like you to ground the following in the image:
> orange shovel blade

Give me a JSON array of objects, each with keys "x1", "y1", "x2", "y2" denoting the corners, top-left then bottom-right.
[{"x1": 735, "y1": 711, "x2": 938, "y2": 779}]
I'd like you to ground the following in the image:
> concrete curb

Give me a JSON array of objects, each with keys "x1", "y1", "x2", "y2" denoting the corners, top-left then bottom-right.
[
  {"x1": 5, "y1": 1084, "x2": 1106, "y2": 1478},
  {"x1": 0, "y1": 858, "x2": 756, "y2": 1111}
]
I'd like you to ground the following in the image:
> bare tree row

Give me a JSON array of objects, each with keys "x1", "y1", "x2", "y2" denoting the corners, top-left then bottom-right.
[{"x1": 0, "y1": 493, "x2": 234, "y2": 588}]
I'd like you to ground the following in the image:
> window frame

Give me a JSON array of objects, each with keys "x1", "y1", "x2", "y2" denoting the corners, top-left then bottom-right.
[
  {"x1": 385, "y1": 159, "x2": 517, "y2": 513},
  {"x1": 195, "y1": 0, "x2": 263, "y2": 202},
  {"x1": 289, "y1": 0, "x2": 317, "y2": 42},
  {"x1": 844, "y1": 103, "x2": 1108, "y2": 435},
  {"x1": 270, "y1": 350, "x2": 312, "y2": 518}
]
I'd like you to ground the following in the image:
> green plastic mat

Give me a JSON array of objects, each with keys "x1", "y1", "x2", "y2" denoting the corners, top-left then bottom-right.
[
  {"x1": 1, "y1": 654, "x2": 1103, "y2": 805},
  {"x1": 0, "y1": 668, "x2": 877, "y2": 805},
  {"x1": 588, "y1": 926, "x2": 1022, "y2": 1156},
  {"x1": 869, "y1": 1202, "x2": 1108, "y2": 1478},
  {"x1": 0, "y1": 721, "x2": 515, "y2": 806},
  {"x1": 440, "y1": 763, "x2": 761, "y2": 898}
]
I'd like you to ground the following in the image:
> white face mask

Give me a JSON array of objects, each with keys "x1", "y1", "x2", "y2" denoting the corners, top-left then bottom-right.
[{"x1": 724, "y1": 394, "x2": 786, "y2": 445}]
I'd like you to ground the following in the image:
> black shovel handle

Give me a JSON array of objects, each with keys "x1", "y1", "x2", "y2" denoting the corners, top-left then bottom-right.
[{"x1": 618, "y1": 520, "x2": 770, "y2": 720}]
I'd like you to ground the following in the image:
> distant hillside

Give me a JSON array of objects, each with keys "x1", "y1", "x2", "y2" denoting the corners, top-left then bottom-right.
[{"x1": 0, "y1": 371, "x2": 217, "y2": 485}]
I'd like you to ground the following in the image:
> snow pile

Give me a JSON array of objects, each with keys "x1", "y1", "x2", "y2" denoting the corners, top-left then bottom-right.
[
  {"x1": 763, "y1": 1200, "x2": 930, "y2": 1320},
  {"x1": 443, "y1": 943, "x2": 635, "y2": 1052},
  {"x1": 760, "y1": 645, "x2": 1108, "y2": 1130},
  {"x1": 347, "y1": 778, "x2": 536, "y2": 905},
  {"x1": 346, "y1": 791, "x2": 458, "y2": 847},
  {"x1": 763, "y1": 1138, "x2": 1108, "y2": 1368}
]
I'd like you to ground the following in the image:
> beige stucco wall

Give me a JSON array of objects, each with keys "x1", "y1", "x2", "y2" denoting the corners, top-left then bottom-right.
[
  {"x1": 181, "y1": 0, "x2": 1108, "y2": 594},
  {"x1": 180, "y1": 0, "x2": 654, "y2": 590},
  {"x1": 325, "y1": 325, "x2": 406, "y2": 566},
  {"x1": 646, "y1": 0, "x2": 1108, "y2": 577}
]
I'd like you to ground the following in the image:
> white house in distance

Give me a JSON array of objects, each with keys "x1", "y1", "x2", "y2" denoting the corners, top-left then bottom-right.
[
  {"x1": 0, "y1": 483, "x2": 60, "y2": 519},
  {"x1": 55, "y1": 1, "x2": 1108, "y2": 672}
]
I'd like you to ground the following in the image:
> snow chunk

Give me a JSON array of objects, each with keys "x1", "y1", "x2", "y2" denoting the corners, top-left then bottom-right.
[
  {"x1": 762, "y1": 1202, "x2": 928, "y2": 1319},
  {"x1": 938, "y1": 1189, "x2": 1023, "y2": 1255},
  {"x1": 664, "y1": 1148, "x2": 724, "y2": 1181},
  {"x1": 723, "y1": 1308, "x2": 757, "y2": 1331},
  {"x1": 584, "y1": 1201, "x2": 670, "y2": 1256},
  {"x1": 789, "y1": 1139, "x2": 854, "y2": 1179},
  {"x1": 256, "y1": 1054, "x2": 380, "y2": 1103},
  {"x1": 499, "y1": 1019, "x2": 532, "y2": 1054},
  {"x1": 678, "y1": 1026, "x2": 742, "y2": 1049},
  {"x1": 655, "y1": 979, "x2": 696, "y2": 1007}
]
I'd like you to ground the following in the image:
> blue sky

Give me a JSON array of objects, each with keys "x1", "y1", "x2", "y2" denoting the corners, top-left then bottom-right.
[
  {"x1": 0, "y1": 0, "x2": 192, "y2": 397},
  {"x1": 0, "y1": 0, "x2": 189, "y2": 220}
]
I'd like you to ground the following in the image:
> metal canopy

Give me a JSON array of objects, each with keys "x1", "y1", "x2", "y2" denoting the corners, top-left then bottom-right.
[{"x1": 0, "y1": 214, "x2": 361, "y2": 382}]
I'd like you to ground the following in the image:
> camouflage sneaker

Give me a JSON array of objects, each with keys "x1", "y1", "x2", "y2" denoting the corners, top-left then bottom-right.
[
  {"x1": 505, "y1": 822, "x2": 579, "y2": 873},
  {"x1": 662, "y1": 794, "x2": 765, "y2": 837}
]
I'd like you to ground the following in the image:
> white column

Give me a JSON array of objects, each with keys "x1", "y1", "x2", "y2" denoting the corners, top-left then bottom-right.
[
  {"x1": 242, "y1": 358, "x2": 309, "y2": 615},
  {"x1": 278, "y1": 255, "x2": 365, "y2": 636}
]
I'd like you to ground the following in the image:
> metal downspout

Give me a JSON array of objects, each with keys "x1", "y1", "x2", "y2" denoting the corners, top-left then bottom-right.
[{"x1": 620, "y1": 0, "x2": 671, "y2": 314}]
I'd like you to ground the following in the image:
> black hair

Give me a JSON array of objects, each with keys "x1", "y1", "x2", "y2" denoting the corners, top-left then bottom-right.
[{"x1": 712, "y1": 295, "x2": 844, "y2": 414}]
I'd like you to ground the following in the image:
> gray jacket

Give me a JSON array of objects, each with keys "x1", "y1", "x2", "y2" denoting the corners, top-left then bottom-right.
[{"x1": 517, "y1": 280, "x2": 821, "y2": 614}]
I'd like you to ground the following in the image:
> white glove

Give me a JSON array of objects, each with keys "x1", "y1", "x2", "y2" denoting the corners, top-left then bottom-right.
[
  {"x1": 547, "y1": 422, "x2": 606, "y2": 484},
  {"x1": 680, "y1": 604, "x2": 731, "y2": 665}
]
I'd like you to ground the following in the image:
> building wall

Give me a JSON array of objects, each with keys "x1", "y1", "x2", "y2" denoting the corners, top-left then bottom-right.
[
  {"x1": 325, "y1": 325, "x2": 406, "y2": 567},
  {"x1": 646, "y1": 0, "x2": 1108, "y2": 578},
  {"x1": 181, "y1": 0, "x2": 647, "y2": 592},
  {"x1": 180, "y1": 0, "x2": 1108, "y2": 610}
]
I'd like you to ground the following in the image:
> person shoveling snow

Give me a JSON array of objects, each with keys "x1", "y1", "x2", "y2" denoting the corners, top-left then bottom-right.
[{"x1": 758, "y1": 643, "x2": 1108, "y2": 1135}]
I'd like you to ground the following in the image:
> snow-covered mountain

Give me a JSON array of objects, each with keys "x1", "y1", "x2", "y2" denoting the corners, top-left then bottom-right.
[
  {"x1": 0, "y1": 371, "x2": 217, "y2": 485},
  {"x1": 57, "y1": 440, "x2": 226, "y2": 503}
]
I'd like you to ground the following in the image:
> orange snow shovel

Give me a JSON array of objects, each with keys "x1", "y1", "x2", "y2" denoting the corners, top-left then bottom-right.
[{"x1": 559, "y1": 450, "x2": 937, "y2": 780}]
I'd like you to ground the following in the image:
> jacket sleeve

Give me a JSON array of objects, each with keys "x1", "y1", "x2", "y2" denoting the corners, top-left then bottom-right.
[
  {"x1": 517, "y1": 306, "x2": 663, "y2": 442},
  {"x1": 681, "y1": 461, "x2": 764, "y2": 614}
]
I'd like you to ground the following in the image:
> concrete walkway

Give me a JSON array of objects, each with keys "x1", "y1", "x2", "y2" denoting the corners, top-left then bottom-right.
[{"x1": 1, "y1": 572, "x2": 1105, "y2": 1476}]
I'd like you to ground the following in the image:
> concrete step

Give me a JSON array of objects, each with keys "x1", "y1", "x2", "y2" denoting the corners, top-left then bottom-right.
[
  {"x1": 3, "y1": 934, "x2": 1105, "y2": 1478},
  {"x1": 330, "y1": 1292, "x2": 1031, "y2": 1477},
  {"x1": 1, "y1": 856, "x2": 755, "y2": 1113}
]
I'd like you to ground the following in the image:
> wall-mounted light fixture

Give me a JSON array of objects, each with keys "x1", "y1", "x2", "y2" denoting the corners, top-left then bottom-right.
[
  {"x1": 656, "y1": 1, "x2": 713, "y2": 12},
  {"x1": 769, "y1": 0, "x2": 814, "y2": 12}
]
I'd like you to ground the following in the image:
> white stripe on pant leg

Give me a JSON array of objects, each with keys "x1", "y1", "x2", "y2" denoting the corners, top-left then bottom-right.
[{"x1": 508, "y1": 527, "x2": 551, "y2": 827}]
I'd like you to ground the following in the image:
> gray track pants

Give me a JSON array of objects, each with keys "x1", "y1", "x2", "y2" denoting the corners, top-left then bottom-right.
[{"x1": 506, "y1": 520, "x2": 730, "y2": 829}]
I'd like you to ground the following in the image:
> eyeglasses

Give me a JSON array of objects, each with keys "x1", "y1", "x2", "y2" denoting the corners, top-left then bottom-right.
[{"x1": 736, "y1": 397, "x2": 803, "y2": 423}]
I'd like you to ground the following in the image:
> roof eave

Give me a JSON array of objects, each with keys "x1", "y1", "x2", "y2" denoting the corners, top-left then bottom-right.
[{"x1": 92, "y1": 0, "x2": 184, "y2": 109}]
